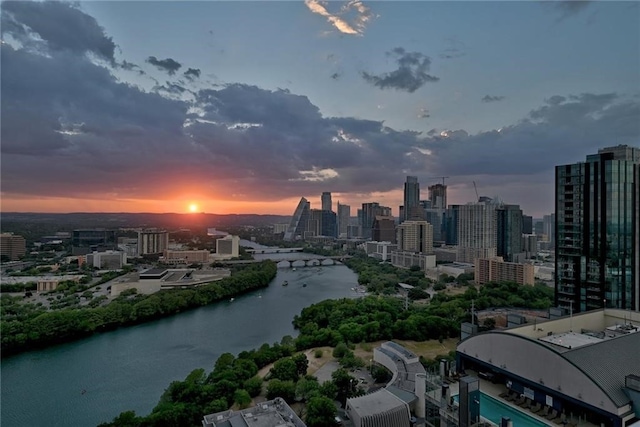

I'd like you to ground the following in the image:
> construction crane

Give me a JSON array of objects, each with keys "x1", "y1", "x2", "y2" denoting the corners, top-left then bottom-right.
[
  {"x1": 426, "y1": 176, "x2": 450, "y2": 186},
  {"x1": 473, "y1": 181, "x2": 479, "y2": 201}
]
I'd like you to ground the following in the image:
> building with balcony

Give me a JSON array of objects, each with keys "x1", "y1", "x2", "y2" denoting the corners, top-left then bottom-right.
[
  {"x1": 474, "y1": 257, "x2": 535, "y2": 286},
  {"x1": 137, "y1": 229, "x2": 169, "y2": 256},
  {"x1": 555, "y1": 145, "x2": 639, "y2": 313},
  {"x1": 0, "y1": 233, "x2": 26, "y2": 261},
  {"x1": 215, "y1": 235, "x2": 240, "y2": 259}
]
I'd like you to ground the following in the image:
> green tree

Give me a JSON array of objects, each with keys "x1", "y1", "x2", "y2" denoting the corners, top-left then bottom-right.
[
  {"x1": 269, "y1": 358, "x2": 299, "y2": 382},
  {"x1": 266, "y1": 379, "x2": 296, "y2": 402},
  {"x1": 305, "y1": 396, "x2": 338, "y2": 427},
  {"x1": 243, "y1": 376, "x2": 263, "y2": 397},
  {"x1": 233, "y1": 389, "x2": 252, "y2": 409}
]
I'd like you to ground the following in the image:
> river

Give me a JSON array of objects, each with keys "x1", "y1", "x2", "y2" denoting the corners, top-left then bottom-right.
[{"x1": 0, "y1": 250, "x2": 360, "y2": 426}]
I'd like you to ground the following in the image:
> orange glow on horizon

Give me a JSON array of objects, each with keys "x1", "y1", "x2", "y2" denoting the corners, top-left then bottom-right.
[{"x1": 189, "y1": 203, "x2": 199, "y2": 213}]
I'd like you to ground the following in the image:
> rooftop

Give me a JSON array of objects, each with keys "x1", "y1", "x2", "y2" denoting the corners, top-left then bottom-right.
[
  {"x1": 202, "y1": 398, "x2": 305, "y2": 427},
  {"x1": 347, "y1": 388, "x2": 407, "y2": 416}
]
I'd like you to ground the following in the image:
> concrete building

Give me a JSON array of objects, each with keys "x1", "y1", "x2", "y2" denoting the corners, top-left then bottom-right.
[
  {"x1": 474, "y1": 257, "x2": 535, "y2": 286},
  {"x1": 429, "y1": 183, "x2": 447, "y2": 210},
  {"x1": 457, "y1": 201, "x2": 497, "y2": 264},
  {"x1": 0, "y1": 233, "x2": 26, "y2": 261},
  {"x1": 426, "y1": 262, "x2": 475, "y2": 280},
  {"x1": 202, "y1": 398, "x2": 306, "y2": 427},
  {"x1": 457, "y1": 308, "x2": 640, "y2": 427},
  {"x1": 433, "y1": 246, "x2": 458, "y2": 263},
  {"x1": 365, "y1": 241, "x2": 397, "y2": 261},
  {"x1": 522, "y1": 234, "x2": 538, "y2": 259},
  {"x1": 337, "y1": 202, "x2": 350, "y2": 238},
  {"x1": 215, "y1": 235, "x2": 240, "y2": 258},
  {"x1": 390, "y1": 251, "x2": 436, "y2": 270},
  {"x1": 345, "y1": 341, "x2": 425, "y2": 427},
  {"x1": 72, "y1": 229, "x2": 117, "y2": 255},
  {"x1": 543, "y1": 213, "x2": 555, "y2": 244},
  {"x1": 110, "y1": 268, "x2": 231, "y2": 296},
  {"x1": 555, "y1": 145, "x2": 640, "y2": 313},
  {"x1": 445, "y1": 205, "x2": 460, "y2": 245},
  {"x1": 162, "y1": 249, "x2": 210, "y2": 265},
  {"x1": 137, "y1": 229, "x2": 169, "y2": 256},
  {"x1": 397, "y1": 220, "x2": 433, "y2": 254},
  {"x1": 86, "y1": 250, "x2": 127, "y2": 269},
  {"x1": 35, "y1": 275, "x2": 83, "y2": 292},
  {"x1": 372, "y1": 215, "x2": 396, "y2": 243}
]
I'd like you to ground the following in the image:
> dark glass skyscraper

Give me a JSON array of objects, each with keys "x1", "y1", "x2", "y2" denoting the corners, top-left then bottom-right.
[
  {"x1": 402, "y1": 176, "x2": 420, "y2": 222},
  {"x1": 555, "y1": 145, "x2": 640, "y2": 312},
  {"x1": 496, "y1": 204, "x2": 523, "y2": 262}
]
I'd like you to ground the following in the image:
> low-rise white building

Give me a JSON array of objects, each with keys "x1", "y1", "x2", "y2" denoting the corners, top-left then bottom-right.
[
  {"x1": 86, "y1": 250, "x2": 126, "y2": 269},
  {"x1": 365, "y1": 241, "x2": 397, "y2": 261}
]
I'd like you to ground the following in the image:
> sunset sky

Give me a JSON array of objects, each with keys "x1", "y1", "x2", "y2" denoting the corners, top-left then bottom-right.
[{"x1": 1, "y1": 1, "x2": 638, "y2": 217}]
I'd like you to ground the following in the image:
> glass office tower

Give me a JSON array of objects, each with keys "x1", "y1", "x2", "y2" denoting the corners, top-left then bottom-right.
[{"x1": 555, "y1": 145, "x2": 639, "y2": 312}]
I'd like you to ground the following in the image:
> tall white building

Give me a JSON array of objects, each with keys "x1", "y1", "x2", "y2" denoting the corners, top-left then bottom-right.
[
  {"x1": 396, "y1": 220, "x2": 433, "y2": 254},
  {"x1": 456, "y1": 201, "x2": 497, "y2": 264},
  {"x1": 137, "y1": 230, "x2": 169, "y2": 256},
  {"x1": 86, "y1": 250, "x2": 126, "y2": 269},
  {"x1": 216, "y1": 235, "x2": 240, "y2": 258}
]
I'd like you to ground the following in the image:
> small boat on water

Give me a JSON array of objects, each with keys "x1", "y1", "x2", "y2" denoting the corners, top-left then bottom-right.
[
  {"x1": 282, "y1": 281, "x2": 289, "y2": 286},
  {"x1": 292, "y1": 267, "x2": 297, "y2": 271},
  {"x1": 229, "y1": 298, "x2": 235, "y2": 302}
]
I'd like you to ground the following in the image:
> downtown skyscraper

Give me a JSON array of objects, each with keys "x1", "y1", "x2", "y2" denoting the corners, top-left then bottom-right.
[
  {"x1": 401, "y1": 176, "x2": 420, "y2": 222},
  {"x1": 555, "y1": 145, "x2": 639, "y2": 313}
]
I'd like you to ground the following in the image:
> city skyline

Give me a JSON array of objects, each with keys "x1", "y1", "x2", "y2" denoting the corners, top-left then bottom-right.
[{"x1": 1, "y1": 1, "x2": 639, "y2": 217}]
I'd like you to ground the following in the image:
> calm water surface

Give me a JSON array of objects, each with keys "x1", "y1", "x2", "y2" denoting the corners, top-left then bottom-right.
[{"x1": 1, "y1": 260, "x2": 359, "y2": 426}]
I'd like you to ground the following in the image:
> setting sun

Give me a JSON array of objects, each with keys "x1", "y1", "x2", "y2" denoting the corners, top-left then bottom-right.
[{"x1": 188, "y1": 203, "x2": 199, "y2": 213}]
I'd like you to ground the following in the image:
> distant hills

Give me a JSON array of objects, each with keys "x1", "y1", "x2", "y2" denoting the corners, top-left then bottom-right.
[{"x1": 0, "y1": 212, "x2": 291, "y2": 232}]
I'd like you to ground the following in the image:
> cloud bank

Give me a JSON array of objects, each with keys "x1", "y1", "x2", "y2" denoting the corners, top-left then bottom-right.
[{"x1": 305, "y1": 0, "x2": 374, "y2": 36}]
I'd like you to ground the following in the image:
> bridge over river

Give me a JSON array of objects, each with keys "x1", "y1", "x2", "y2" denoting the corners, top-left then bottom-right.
[{"x1": 224, "y1": 255, "x2": 352, "y2": 267}]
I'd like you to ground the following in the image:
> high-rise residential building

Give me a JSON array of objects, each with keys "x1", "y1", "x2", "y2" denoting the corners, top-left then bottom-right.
[
  {"x1": 284, "y1": 197, "x2": 310, "y2": 241},
  {"x1": 372, "y1": 216, "x2": 396, "y2": 243},
  {"x1": 0, "y1": 233, "x2": 26, "y2": 261},
  {"x1": 306, "y1": 209, "x2": 337, "y2": 238},
  {"x1": 137, "y1": 229, "x2": 169, "y2": 255},
  {"x1": 321, "y1": 210, "x2": 337, "y2": 237},
  {"x1": 402, "y1": 176, "x2": 420, "y2": 222},
  {"x1": 321, "y1": 192, "x2": 332, "y2": 212},
  {"x1": 444, "y1": 205, "x2": 460, "y2": 245},
  {"x1": 555, "y1": 145, "x2": 640, "y2": 312},
  {"x1": 496, "y1": 204, "x2": 524, "y2": 262},
  {"x1": 475, "y1": 257, "x2": 535, "y2": 286},
  {"x1": 457, "y1": 201, "x2": 498, "y2": 264},
  {"x1": 542, "y1": 214, "x2": 555, "y2": 244},
  {"x1": 337, "y1": 202, "x2": 350, "y2": 238},
  {"x1": 72, "y1": 229, "x2": 117, "y2": 255},
  {"x1": 397, "y1": 220, "x2": 433, "y2": 254},
  {"x1": 428, "y1": 184, "x2": 447, "y2": 210},
  {"x1": 522, "y1": 215, "x2": 533, "y2": 234},
  {"x1": 361, "y1": 202, "x2": 380, "y2": 240}
]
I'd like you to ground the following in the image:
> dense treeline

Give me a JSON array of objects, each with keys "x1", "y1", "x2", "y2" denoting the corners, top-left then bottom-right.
[
  {"x1": 293, "y1": 281, "x2": 554, "y2": 348},
  {"x1": 344, "y1": 253, "x2": 432, "y2": 293},
  {"x1": 99, "y1": 339, "x2": 351, "y2": 427},
  {"x1": 1, "y1": 261, "x2": 277, "y2": 357}
]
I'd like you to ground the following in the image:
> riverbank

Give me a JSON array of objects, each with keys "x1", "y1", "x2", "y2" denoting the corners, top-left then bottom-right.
[{"x1": 0, "y1": 261, "x2": 277, "y2": 357}]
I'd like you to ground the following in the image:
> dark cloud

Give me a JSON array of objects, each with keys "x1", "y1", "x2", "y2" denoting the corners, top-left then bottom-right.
[
  {"x1": 184, "y1": 68, "x2": 201, "y2": 80},
  {"x1": 361, "y1": 47, "x2": 439, "y2": 93},
  {"x1": 1, "y1": 5, "x2": 638, "y2": 206},
  {"x1": 1, "y1": 1, "x2": 116, "y2": 63},
  {"x1": 146, "y1": 56, "x2": 182, "y2": 75},
  {"x1": 481, "y1": 95, "x2": 505, "y2": 103}
]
